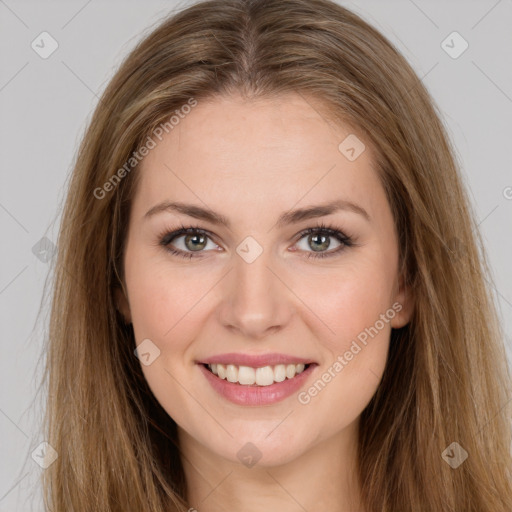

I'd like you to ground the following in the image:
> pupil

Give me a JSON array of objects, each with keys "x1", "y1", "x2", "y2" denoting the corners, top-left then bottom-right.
[
  {"x1": 311, "y1": 233, "x2": 329, "y2": 252},
  {"x1": 185, "y1": 234, "x2": 206, "y2": 251}
]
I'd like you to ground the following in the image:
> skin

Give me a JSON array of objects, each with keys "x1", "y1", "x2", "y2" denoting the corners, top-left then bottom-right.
[{"x1": 116, "y1": 92, "x2": 413, "y2": 511}]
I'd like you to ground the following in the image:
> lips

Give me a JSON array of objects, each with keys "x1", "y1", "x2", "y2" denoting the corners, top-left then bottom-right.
[{"x1": 197, "y1": 352, "x2": 319, "y2": 406}]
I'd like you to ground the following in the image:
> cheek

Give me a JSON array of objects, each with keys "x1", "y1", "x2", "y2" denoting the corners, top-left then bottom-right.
[
  {"x1": 126, "y1": 263, "x2": 210, "y2": 422},
  {"x1": 126, "y1": 250, "x2": 206, "y2": 341},
  {"x1": 301, "y1": 257, "x2": 396, "y2": 350},
  {"x1": 293, "y1": 257, "x2": 395, "y2": 411}
]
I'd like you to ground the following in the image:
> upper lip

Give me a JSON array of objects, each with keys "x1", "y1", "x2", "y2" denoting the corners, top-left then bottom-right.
[{"x1": 198, "y1": 352, "x2": 316, "y2": 367}]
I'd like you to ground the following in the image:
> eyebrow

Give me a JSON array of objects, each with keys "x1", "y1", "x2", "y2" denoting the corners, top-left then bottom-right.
[{"x1": 143, "y1": 199, "x2": 371, "y2": 227}]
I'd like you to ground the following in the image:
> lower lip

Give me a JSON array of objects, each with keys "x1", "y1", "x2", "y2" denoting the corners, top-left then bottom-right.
[{"x1": 198, "y1": 363, "x2": 317, "y2": 406}]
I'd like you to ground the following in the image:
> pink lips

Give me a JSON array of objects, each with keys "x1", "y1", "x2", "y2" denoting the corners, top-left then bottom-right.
[{"x1": 197, "y1": 353, "x2": 318, "y2": 406}]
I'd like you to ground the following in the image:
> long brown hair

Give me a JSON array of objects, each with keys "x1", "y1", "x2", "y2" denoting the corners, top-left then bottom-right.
[{"x1": 41, "y1": 0, "x2": 512, "y2": 510}]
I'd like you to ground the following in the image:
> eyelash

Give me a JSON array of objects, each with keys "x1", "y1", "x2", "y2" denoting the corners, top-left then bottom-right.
[{"x1": 157, "y1": 221, "x2": 354, "y2": 260}]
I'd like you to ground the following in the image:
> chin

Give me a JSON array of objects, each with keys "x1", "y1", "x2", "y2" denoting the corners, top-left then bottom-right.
[{"x1": 206, "y1": 423, "x2": 317, "y2": 468}]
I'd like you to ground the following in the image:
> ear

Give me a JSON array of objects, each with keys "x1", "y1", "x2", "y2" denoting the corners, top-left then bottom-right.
[
  {"x1": 115, "y1": 286, "x2": 132, "y2": 324},
  {"x1": 391, "y1": 273, "x2": 414, "y2": 329}
]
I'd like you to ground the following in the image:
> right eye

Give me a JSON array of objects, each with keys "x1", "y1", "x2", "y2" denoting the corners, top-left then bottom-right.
[{"x1": 159, "y1": 226, "x2": 221, "y2": 259}]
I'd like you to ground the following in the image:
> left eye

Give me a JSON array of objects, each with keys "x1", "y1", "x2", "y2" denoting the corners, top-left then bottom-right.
[
  {"x1": 295, "y1": 230, "x2": 342, "y2": 255},
  {"x1": 292, "y1": 225, "x2": 353, "y2": 259},
  {"x1": 159, "y1": 225, "x2": 353, "y2": 260}
]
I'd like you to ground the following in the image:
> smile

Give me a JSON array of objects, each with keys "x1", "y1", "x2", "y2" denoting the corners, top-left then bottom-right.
[
  {"x1": 205, "y1": 363, "x2": 309, "y2": 386},
  {"x1": 198, "y1": 360, "x2": 318, "y2": 406}
]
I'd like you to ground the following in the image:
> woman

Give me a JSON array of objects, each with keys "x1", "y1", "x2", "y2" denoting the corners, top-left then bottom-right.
[{"x1": 42, "y1": 0, "x2": 512, "y2": 510}]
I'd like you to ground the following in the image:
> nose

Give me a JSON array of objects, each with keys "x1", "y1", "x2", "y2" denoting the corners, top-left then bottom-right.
[{"x1": 216, "y1": 247, "x2": 293, "y2": 340}]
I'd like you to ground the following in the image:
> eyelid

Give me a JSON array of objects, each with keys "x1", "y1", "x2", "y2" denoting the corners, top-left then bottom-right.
[{"x1": 159, "y1": 224, "x2": 217, "y2": 246}]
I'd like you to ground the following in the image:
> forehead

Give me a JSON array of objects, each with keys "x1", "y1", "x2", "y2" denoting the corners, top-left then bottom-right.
[{"x1": 133, "y1": 92, "x2": 385, "y2": 222}]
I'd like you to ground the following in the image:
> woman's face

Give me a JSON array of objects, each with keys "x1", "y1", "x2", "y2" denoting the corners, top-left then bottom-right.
[{"x1": 117, "y1": 92, "x2": 412, "y2": 467}]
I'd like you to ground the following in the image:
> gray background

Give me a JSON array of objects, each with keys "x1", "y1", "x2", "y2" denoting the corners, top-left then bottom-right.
[{"x1": 1, "y1": 0, "x2": 511, "y2": 509}]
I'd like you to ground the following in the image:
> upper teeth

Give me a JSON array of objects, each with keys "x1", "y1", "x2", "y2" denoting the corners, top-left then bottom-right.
[{"x1": 208, "y1": 363, "x2": 306, "y2": 386}]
